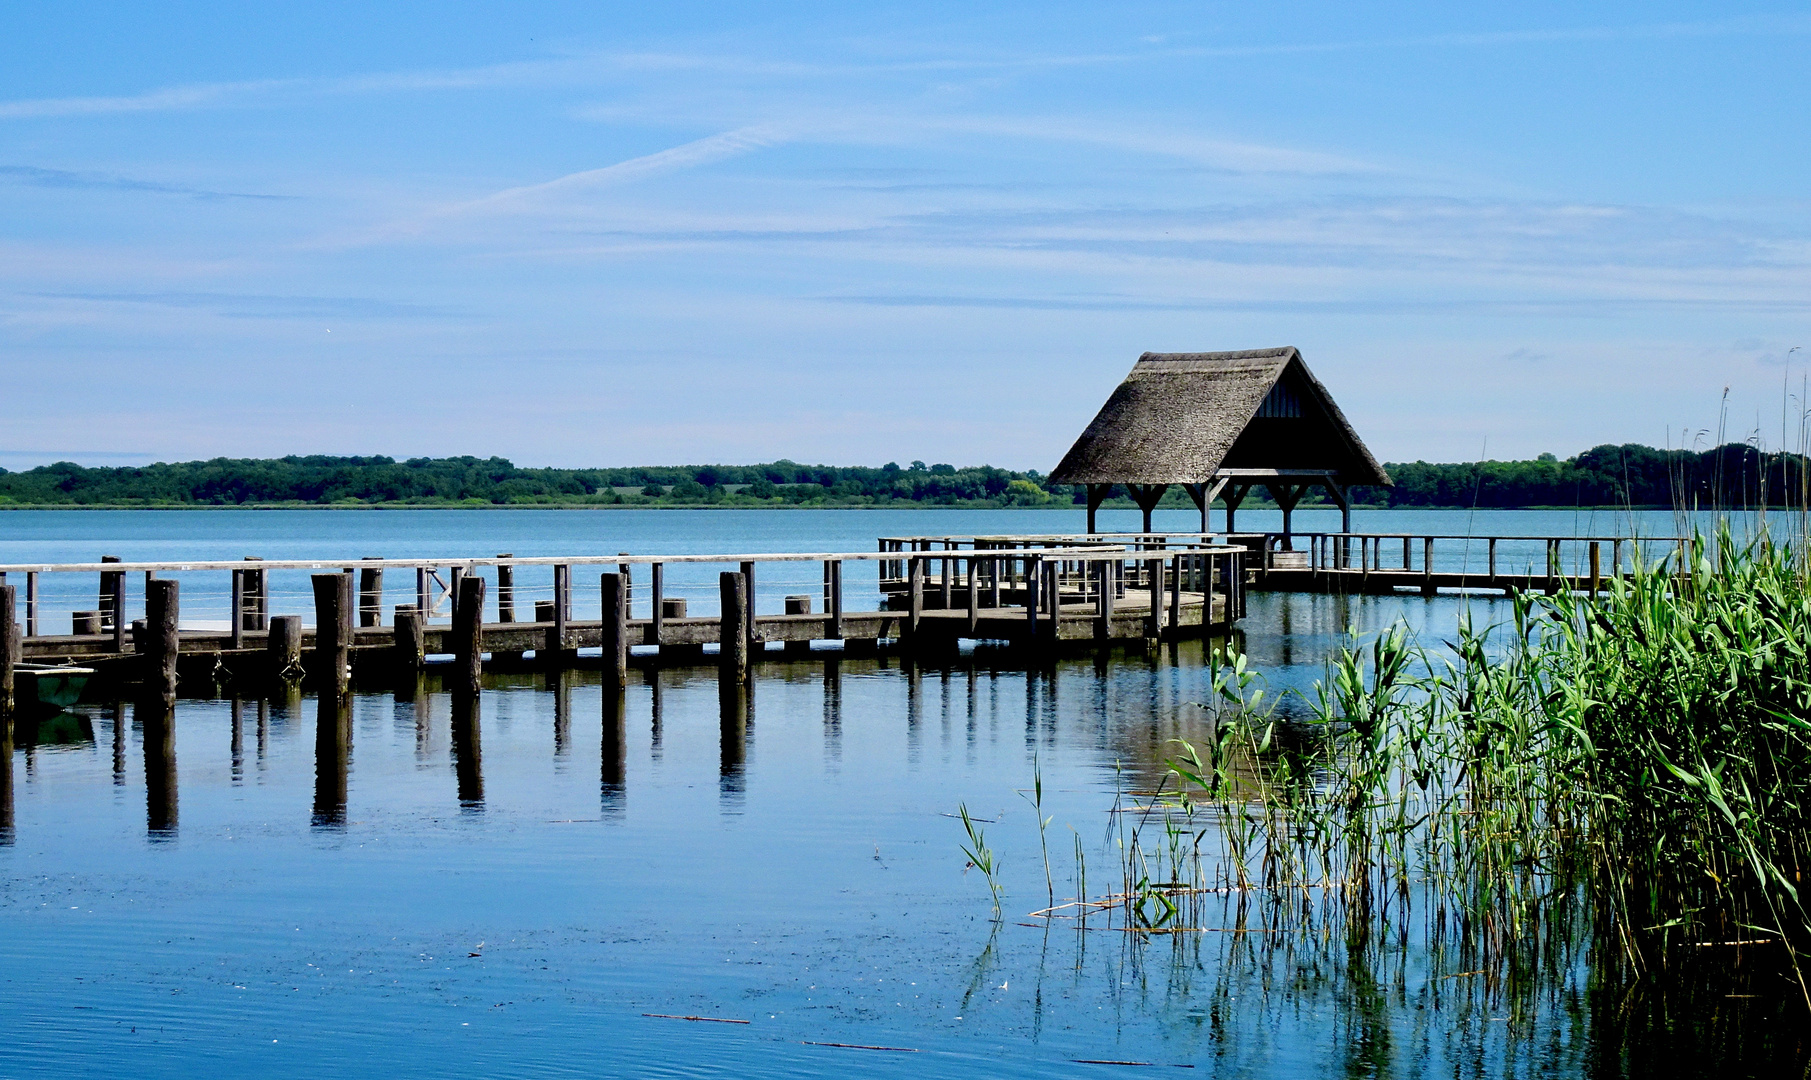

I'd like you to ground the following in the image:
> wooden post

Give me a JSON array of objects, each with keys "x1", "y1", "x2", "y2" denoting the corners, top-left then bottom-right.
[
  {"x1": 740, "y1": 560, "x2": 757, "y2": 653},
  {"x1": 99, "y1": 554, "x2": 121, "y2": 632},
  {"x1": 393, "y1": 606, "x2": 425, "y2": 670},
  {"x1": 1095, "y1": 560, "x2": 1113, "y2": 640},
  {"x1": 1612, "y1": 539, "x2": 1623, "y2": 581},
  {"x1": 1146, "y1": 557, "x2": 1162, "y2": 639},
  {"x1": 310, "y1": 573, "x2": 354, "y2": 691},
  {"x1": 495, "y1": 555, "x2": 515, "y2": 623},
  {"x1": 1589, "y1": 540, "x2": 1602, "y2": 595},
  {"x1": 967, "y1": 555, "x2": 980, "y2": 633},
  {"x1": 268, "y1": 615, "x2": 303, "y2": 678},
  {"x1": 907, "y1": 556, "x2": 924, "y2": 639},
  {"x1": 940, "y1": 551, "x2": 952, "y2": 612},
  {"x1": 242, "y1": 557, "x2": 267, "y2": 631},
  {"x1": 454, "y1": 574, "x2": 485, "y2": 696},
  {"x1": 618, "y1": 553, "x2": 633, "y2": 617},
  {"x1": 107, "y1": 557, "x2": 127, "y2": 653},
  {"x1": 649, "y1": 562, "x2": 665, "y2": 646},
  {"x1": 719, "y1": 572, "x2": 748, "y2": 679},
  {"x1": 600, "y1": 572, "x2": 628, "y2": 687},
  {"x1": 1403, "y1": 536, "x2": 1412, "y2": 570},
  {"x1": 1025, "y1": 555, "x2": 1040, "y2": 639},
  {"x1": 358, "y1": 558, "x2": 383, "y2": 628},
  {"x1": 1489, "y1": 538, "x2": 1498, "y2": 580},
  {"x1": 552, "y1": 564, "x2": 570, "y2": 660},
  {"x1": 145, "y1": 578, "x2": 180, "y2": 702},
  {"x1": 1422, "y1": 537, "x2": 1436, "y2": 596},
  {"x1": 416, "y1": 567, "x2": 429, "y2": 620},
  {"x1": 1168, "y1": 553, "x2": 1182, "y2": 630},
  {"x1": 23, "y1": 572, "x2": 35, "y2": 639},
  {"x1": 230, "y1": 569, "x2": 244, "y2": 650},
  {"x1": 0, "y1": 586, "x2": 16, "y2": 719},
  {"x1": 828, "y1": 560, "x2": 844, "y2": 640}
]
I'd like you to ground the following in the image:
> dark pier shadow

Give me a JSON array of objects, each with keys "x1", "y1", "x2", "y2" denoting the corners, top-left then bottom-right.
[
  {"x1": 600, "y1": 686, "x2": 626, "y2": 818},
  {"x1": 451, "y1": 691, "x2": 484, "y2": 810},
  {"x1": 313, "y1": 691, "x2": 350, "y2": 829},
  {"x1": 142, "y1": 698, "x2": 177, "y2": 840}
]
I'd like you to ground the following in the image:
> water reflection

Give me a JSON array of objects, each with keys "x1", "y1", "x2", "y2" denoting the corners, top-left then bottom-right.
[
  {"x1": 600, "y1": 686, "x2": 625, "y2": 817},
  {"x1": 822, "y1": 658, "x2": 842, "y2": 768},
  {"x1": 141, "y1": 698, "x2": 176, "y2": 838},
  {"x1": 312, "y1": 691, "x2": 349, "y2": 828},
  {"x1": 551, "y1": 669, "x2": 571, "y2": 759},
  {"x1": 450, "y1": 692, "x2": 483, "y2": 808},
  {"x1": 0, "y1": 714, "x2": 13, "y2": 846},
  {"x1": 717, "y1": 676, "x2": 747, "y2": 806}
]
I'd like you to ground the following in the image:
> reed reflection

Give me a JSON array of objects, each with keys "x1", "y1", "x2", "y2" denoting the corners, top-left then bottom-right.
[
  {"x1": 451, "y1": 691, "x2": 483, "y2": 809},
  {"x1": 142, "y1": 698, "x2": 177, "y2": 839},
  {"x1": 312, "y1": 691, "x2": 350, "y2": 828},
  {"x1": 600, "y1": 685, "x2": 625, "y2": 817}
]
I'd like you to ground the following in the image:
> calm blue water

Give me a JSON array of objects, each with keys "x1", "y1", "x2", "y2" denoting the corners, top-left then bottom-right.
[{"x1": 0, "y1": 509, "x2": 1794, "y2": 1078}]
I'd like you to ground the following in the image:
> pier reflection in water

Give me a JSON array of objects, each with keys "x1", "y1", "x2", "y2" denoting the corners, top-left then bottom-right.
[{"x1": 0, "y1": 588, "x2": 1803, "y2": 1077}]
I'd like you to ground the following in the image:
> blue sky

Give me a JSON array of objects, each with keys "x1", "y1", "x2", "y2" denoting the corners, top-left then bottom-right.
[{"x1": 3, "y1": 2, "x2": 1808, "y2": 470}]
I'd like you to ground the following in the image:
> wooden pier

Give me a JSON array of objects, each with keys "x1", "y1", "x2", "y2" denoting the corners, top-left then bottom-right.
[{"x1": 0, "y1": 540, "x2": 1245, "y2": 699}]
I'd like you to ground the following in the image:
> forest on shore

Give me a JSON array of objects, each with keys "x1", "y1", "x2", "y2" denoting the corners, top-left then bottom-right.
[{"x1": 0, "y1": 443, "x2": 1801, "y2": 510}]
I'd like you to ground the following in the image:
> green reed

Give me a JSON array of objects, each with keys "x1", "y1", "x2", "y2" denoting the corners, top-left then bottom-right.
[{"x1": 970, "y1": 521, "x2": 1811, "y2": 1007}]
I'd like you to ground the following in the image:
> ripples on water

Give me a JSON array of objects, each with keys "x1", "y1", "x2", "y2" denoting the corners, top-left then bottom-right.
[{"x1": 1, "y1": 510, "x2": 1805, "y2": 1076}]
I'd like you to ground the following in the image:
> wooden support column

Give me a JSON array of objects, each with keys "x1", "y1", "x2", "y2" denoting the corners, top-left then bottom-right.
[
  {"x1": 0, "y1": 586, "x2": 16, "y2": 720},
  {"x1": 907, "y1": 556, "x2": 924, "y2": 640},
  {"x1": 1488, "y1": 538, "x2": 1498, "y2": 581},
  {"x1": 1094, "y1": 560, "x2": 1113, "y2": 641},
  {"x1": 23, "y1": 573, "x2": 35, "y2": 639},
  {"x1": 393, "y1": 606, "x2": 425, "y2": 670},
  {"x1": 1146, "y1": 557, "x2": 1163, "y2": 639},
  {"x1": 1168, "y1": 554, "x2": 1182, "y2": 631},
  {"x1": 145, "y1": 578, "x2": 180, "y2": 702},
  {"x1": 268, "y1": 615, "x2": 303, "y2": 679},
  {"x1": 1182, "y1": 483, "x2": 1210, "y2": 534},
  {"x1": 1589, "y1": 541, "x2": 1602, "y2": 595},
  {"x1": 1265, "y1": 483, "x2": 1304, "y2": 548},
  {"x1": 719, "y1": 572, "x2": 749, "y2": 679},
  {"x1": 600, "y1": 572, "x2": 628, "y2": 687},
  {"x1": 416, "y1": 567, "x2": 430, "y2": 621},
  {"x1": 551, "y1": 564, "x2": 570, "y2": 661},
  {"x1": 828, "y1": 560, "x2": 843, "y2": 640},
  {"x1": 1129, "y1": 484, "x2": 1167, "y2": 535},
  {"x1": 230, "y1": 569, "x2": 244, "y2": 650},
  {"x1": 939, "y1": 548, "x2": 952, "y2": 612},
  {"x1": 1024, "y1": 555, "x2": 1040, "y2": 640},
  {"x1": 1422, "y1": 537, "x2": 1436, "y2": 596},
  {"x1": 967, "y1": 555, "x2": 980, "y2": 634},
  {"x1": 310, "y1": 573, "x2": 354, "y2": 692},
  {"x1": 1085, "y1": 484, "x2": 1111, "y2": 534},
  {"x1": 453, "y1": 574, "x2": 485, "y2": 696},
  {"x1": 358, "y1": 558, "x2": 383, "y2": 627},
  {"x1": 1223, "y1": 484, "x2": 1249, "y2": 535},
  {"x1": 243, "y1": 557, "x2": 267, "y2": 631},
  {"x1": 495, "y1": 556, "x2": 515, "y2": 623},
  {"x1": 740, "y1": 561, "x2": 757, "y2": 654},
  {"x1": 649, "y1": 562, "x2": 665, "y2": 646}
]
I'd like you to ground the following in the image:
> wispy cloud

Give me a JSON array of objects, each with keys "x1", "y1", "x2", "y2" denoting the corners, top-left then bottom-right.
[
  {"x1": 0, "y1": 79, "x2": 298, "y2": 119},
  {"x1": 458, "y1": 126, "x2": 781, "y2": 214},
  {"x1": 0, "y1": 164, "x2": 291, "y2": 200},
  {"x1": 30, "y1": 291, "x2": 456, "y2": 319}
]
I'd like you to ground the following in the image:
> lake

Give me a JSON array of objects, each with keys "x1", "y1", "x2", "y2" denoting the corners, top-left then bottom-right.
[{"x1": 0, "y1": 508, "x2": 1799, "y2": 1078}]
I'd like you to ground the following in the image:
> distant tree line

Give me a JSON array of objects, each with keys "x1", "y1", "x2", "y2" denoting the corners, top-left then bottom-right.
[{"x1": 0, "y1": 444, "x2": 1802, "y2": 509}]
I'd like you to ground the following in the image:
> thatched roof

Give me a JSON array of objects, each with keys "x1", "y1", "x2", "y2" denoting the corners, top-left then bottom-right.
[{"x1": 1049, "y1": 347, "x2": 1391, "y2": 486}]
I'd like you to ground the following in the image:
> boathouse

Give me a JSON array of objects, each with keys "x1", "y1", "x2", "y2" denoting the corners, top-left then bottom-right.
[{"x1": 1050, "y1": 347, "x2": 1390, "y2": 536}]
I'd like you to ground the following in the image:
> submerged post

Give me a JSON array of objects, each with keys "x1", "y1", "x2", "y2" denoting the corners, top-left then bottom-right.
[
  {"x1": 719, "y1": 572, "x2": 749, "y2": 680},
  {"x1": 600, "y1": 572, "x2": 628, "y2": 687},
  {"x1": 145, "y1": 578, "x2": 180, "y2": 702},
  {"x1": 454, "y1": 574, "x2": 485, "y2": 696}
]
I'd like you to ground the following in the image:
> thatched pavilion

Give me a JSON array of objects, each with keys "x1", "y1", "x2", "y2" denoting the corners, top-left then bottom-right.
[{"x1": 1050, "y1": 347, "x2": 1390, "y2": 537}]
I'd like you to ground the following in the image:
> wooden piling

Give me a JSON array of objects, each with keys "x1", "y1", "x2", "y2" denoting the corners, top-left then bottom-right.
[
  {"x1": 394, "y1": 606, "x2": 425, "y2": 669},
  {"x1": 358, "y1": 558, "x2": 383, "y2": 627},
  {"x1": 1589, "y1": 540, "x2": 1602, "y2": 595},
  {"x1": 907, "y1": 556, "x2": 924, "y2": 640},
  {"x1": 269, "y1": 615, "x2": 303, "y2": 678},
  {"x1": 1422, "y1": 537, "x2": 1436, "y2": 597},
  {"x1": 551, "y1": 564, "x2": 570, "y2": 661},
  {"x1": 0, "y1": 586, "x2": 16, "y2": 719},
  {"x1": 310, "y1": 573, "x2": 354, "y2": 691},
  {"x1": 827, "y1": 560, "x2": 843, "y2": 641},
  {"x1": 454, "y1": 574, "x2": 485, "y2": 696},
  {"x1": 1146, "y1": 557, "x2": 1163, "y2": 639},
  {"x1": 719, "y1": 572, "x2": 749, "y2": 679},
  {"x1": 105, "y1": 556, "x2": 126, "y2": 653},
  {"x1": 145, "y1": 578, "x2": 179, "y2": 701},
  {"x1": 649, "y1": 562, "x2": 665, "y2": 646},
  {"x1": 230, "y1": 568, "x2": 245, "y2": 649},
  {"x1": 740, "y1": 560, "x2": 757, "y2": 653},
  {"x1": 243, "y1": 557, "x2": 267, "y2": 631},
  {"x1": 600, "y1": 572, "x2": 628, "y2": 687},
  {"x1": 23, "y1": 572, "x2": 35, "y2": 639},
  {"x1": 495, "y1": 555, "x2": 515, "y2": 623}
]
